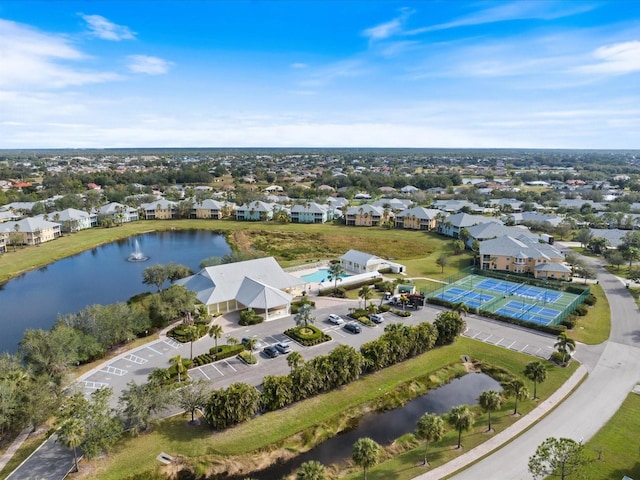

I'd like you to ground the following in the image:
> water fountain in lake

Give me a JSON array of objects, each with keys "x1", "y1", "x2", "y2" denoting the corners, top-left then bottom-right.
[{"x1": 127, "y1": 239, "x2": 149, "y2": 262}]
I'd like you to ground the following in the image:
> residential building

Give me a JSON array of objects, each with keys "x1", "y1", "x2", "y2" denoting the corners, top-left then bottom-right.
[
  {"x1": 235, "y1": 201, "x2": 277, "y2": 221},
  {"x1": 479, "y1": 235, "x2": 571, "y2": 280},
  {"x1": 45, "y1": 208, "x2": 97, "y2": 232},
  {"x1": 139, "y1": 199, "x2": 178, "y2": 220},
  {"x1": 394, "y1": 207, "x2": 442, "y2": 230},
  {"x1": 191, "y1": 199, "x2": 234, "y2": 219},
  {"x1": 96, "y1": 202, "x2": 139, "y2": 224},
  {"x1": 437, "y1": 212, "x2": 497, "y2": 238},
  {"x1": 344, "y1": 204, "x2": 387, "y2": 226},
  {"x1": 290, "y1": 202, "x2": 334, "y2": 224},
  {"x1": 0, "y1": 217, "x2": 61, "y2": 246}
]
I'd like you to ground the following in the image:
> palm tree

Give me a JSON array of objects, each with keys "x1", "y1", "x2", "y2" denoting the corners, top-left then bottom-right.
[
  {"x1": 504, "y1": 379, "x2": 529, "y2": 415},
  {"x1": 327, "y1": 262, "x2": 345, "y2": 293},
  {"x1": 208, "y1": 324, "x2": 223, "y2": 349},
  {"x1": 351, "y1": 437, "x2": 380, "y2": 480},
  {"x1": 296, "y1": 460, "x2": 326, "y2": 480},
  {"x1": 478, "y1": 390, "x2": 502, "y2": 432},
  {"x1": 57, "y1": 418, "x2": 85, "y2": 472},
  {"x1": 415, "y1": 413, "x2": 445, "y2": 466},
  {"x1": 170, "y1": 354, "x2": 187, "y2": 382},
  {"x1": 287, "y1": 351, "x2": 304, "y2": 373},
  {"x1": 358, "y1": 285, "x2": 373, "y2": 309},
  {"x1": 183, "y1": 324, "x2": 200, "y2": 360},
  {"x1": 554, "y1": 332, "x2": 576, "y2": 365},
  {"x1": 452, "y1": 302, "x2": 469, "y2": 316},
  {"x1": 294, "y1": 304, "x2": 316, "y2": 327},
  {"x1": 447, "y1": 405, "x2": 474, "y2": 449},
  {"x1": 524, "y1": 361, "x2": 548, "y2": 399}
]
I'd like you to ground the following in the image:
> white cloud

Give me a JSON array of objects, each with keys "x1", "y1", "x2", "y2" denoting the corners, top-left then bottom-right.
[
  {"x1": 414, "y1": 1, "x2": 597, "y2": 33},
  {"x1": 362, "y1": 8, "x2": 414, "y2": 41},
  {"x1": 574, "y1": 41, "x2": 640, "y2": 75},
  {"x1": 81, "y1": 14, "x2": 135, "y2": 41},
  {"x1": 126, "y1": 55, "x2": 173, "y2": 75},
  {"x1": 0, "y1": 19, "x2": 120, "y2": 89},
  {"x1": 290, "y1": 63, "x2": 308, "y2": 69}
]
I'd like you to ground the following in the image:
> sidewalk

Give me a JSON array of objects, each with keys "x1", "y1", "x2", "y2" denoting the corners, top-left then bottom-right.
[
  {"x1": 413, "y1": 364, "x2": 588, "y2": 480},
  {"x1": 0, "y1": 428, "x2": 31, "y2": 472}
]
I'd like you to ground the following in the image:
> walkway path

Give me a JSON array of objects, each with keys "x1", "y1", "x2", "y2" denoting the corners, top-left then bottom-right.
[{"x1": 0, "y1": 429, "x2": 30, "y2": 472}]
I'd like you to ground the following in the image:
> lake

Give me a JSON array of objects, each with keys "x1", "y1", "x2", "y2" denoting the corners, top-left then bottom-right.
[{"x1": 0, "y1": 230, "x2": 231, "y2": 353}]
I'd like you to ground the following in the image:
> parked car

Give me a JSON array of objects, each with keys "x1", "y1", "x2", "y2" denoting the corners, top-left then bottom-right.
[
  {"x1": 368, "y1": 313, "x2": 384, "y2": 324},
  {"x1": 344, "y1": 322, "x2": 362, "y2": 334},
  {"x1": 274, "y1": 342, "x2": 291, "y2": 354},
  {"x1": 242, "y1": 337, "x2": 263, "y2": 350},
  {"x1": 328, "y1": 314, "x2": 345, "y2": 324},
  {"x1": 263, "y1": 345, "x2": 279, "y2": 358}
]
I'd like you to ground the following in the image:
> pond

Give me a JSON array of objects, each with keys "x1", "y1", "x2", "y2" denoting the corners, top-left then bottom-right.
[
  {"x1": 0, "y1": 230, "x2": 231, "y2": 353},
  {"x1": 221, "y1": 373, "x2": 502, "y2": 480}
]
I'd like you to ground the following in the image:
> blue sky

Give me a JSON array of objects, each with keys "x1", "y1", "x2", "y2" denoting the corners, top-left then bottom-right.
[{"x1": 1, "y1": 1, "x2": 639, "y2": 149}]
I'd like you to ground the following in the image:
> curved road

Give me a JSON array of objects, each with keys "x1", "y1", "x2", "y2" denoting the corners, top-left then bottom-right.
[{"x1": 417, "y1": 263, "x2": 640, "y2": 480}]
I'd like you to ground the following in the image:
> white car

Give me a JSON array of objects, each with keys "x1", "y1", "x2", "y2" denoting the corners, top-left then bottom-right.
[{"x1": 327, "y1": 314, "x2": 345, "y2": 325}]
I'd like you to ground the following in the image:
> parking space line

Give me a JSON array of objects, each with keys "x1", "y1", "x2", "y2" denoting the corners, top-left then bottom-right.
[
  {"x1": 100, "y1": 366, "x2": 127, "y2": 376},
  {"x1": 125, "y1": 354, "x2": 147, "y2": 364},
  {"x1": 494, "y1": 337, "x2": 504, "y2": 346},
  {"x1": 224, "y1": 360, "x2": 237, "y2": 372},
  {"x1": 472, "y1": 331, "x2": 482, "y2": 339},
  {"x1": 484, "y1": 335, "x2": 493, "y2": 343},
  {"x1": 146, "y1": 345, "x2": 163, "y2": 355},
  {"x1": 212, "y1": 364, "x2": 223, "y2": 376},
  {"x1": 163, "y1": 339, "x2": 181, "y2": 349},
  {"x1": 197, "y1": 367, "x2": 210, "y2": 380},
  {"x1": 83, "y1": 380, "x2": 109, "y2": 389},
  {"x1": 520, "y1": 344, "x2": 529, "y2": 352}
]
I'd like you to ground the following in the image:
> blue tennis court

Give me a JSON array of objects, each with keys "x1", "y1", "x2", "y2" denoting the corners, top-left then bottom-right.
[
  {"x1": 504, "y1": 301, "x2": 561, "y2": 319},
  {"x1": 474, "y1": 279, "x2": 561, "y2": 303},
  {"x1": 433, "y1": 289, "x2": 495, "y2": 308},
  {"x1": 494, "y1": 307, "x2": 554, "y2": 326}
]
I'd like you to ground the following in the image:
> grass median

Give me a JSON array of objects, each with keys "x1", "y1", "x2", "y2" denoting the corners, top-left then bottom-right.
[{"x1": 87, "y1": 337, "x2": 576, "y2": 479}]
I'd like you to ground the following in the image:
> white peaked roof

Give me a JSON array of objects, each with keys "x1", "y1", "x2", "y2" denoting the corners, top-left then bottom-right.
[
  {"x1": 340, "y1": 249, "x2": 381, "y2": 265},
  {"x1": 176, "y1": 256, "x2": 303, "y2": 307},
  {"x1": 235, "y1": 277, "x2": 293, "y2": 309}
]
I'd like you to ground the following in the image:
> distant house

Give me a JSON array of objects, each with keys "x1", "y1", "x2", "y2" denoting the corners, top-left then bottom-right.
[
  {"x1": 175, "y1": 257, "x2": 305, "y2": 320},
  {"x1": 508, "y1": 212, "x2": 563, "y2": 227},
  {"x1": 264, "y1": 185, "x2": 284, "y2": 193},
  {"x1": 344, "y1": 205, "x2": 387, "y2": 226},
  {"x1": 340, "y1": 249, "x2": 405, "y2": 274},
  {"x1": 431, "y1": 199, "x2": 479, "y2": 213},
  {"x1": 235, "y1": 201, "x2": 277, "y2": 221},
  {"x1": 191, "y1": 199, "x2": 234, "y2": 219},
  {"x1": 372, "y1": 198, "x2": 413, "y2": 211},
  {"x1": 394, "y1": 207, "x2": 442, "y2": 230},
  {"x1": 400, "y1": 185, "x2": 420, "y2": 194},
  {"x1": 479, "y1": 235, "x2": 570, "y2": 280}
]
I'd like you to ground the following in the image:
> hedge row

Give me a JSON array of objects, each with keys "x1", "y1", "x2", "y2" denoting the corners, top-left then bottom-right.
[{"x1": 317, "y1": 277, "x2": 382, "y2": 297}]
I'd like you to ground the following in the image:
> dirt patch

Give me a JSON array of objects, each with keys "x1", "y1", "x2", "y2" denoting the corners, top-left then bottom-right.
[
  {"x1": 463, "y1": 361, "x2": 481, "y2": 373},
  {"x1": 230, "y1": 230, "x2": 253, "y2": 252}
]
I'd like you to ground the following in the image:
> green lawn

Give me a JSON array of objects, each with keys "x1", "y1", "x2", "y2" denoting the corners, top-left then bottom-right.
[
  {"x1": 576, "y1": 391, "x2": 640, "y2": 479},
  {"x1": 86, "y1": 338, "x2": 576, "y2": 479},
  {"x1": 570, "y1": 283, "x2": 610, "y2": 345}
]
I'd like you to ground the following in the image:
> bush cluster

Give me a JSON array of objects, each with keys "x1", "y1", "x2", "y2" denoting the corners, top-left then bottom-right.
[
  {"x1": 166, "y1": 323, "x2": 208, "y2": 343},
  {"x1": 573, "y1": 304, "x2": 589, "y2": 316},
  {"x1": 239, "y1": 308, "x2": 264, "y2": 326},
  {"x1": 210, "y1": 344, "x2": 244, "y2": 361},
  {"x1": 391, "y1": 309, "x2": 412, "y2": 317},
  {"x1": 583, "y1": 293, "x2": 597, "y2": 306},
  {"x1": 192, "y1": 354, "x2": 214, "y2": 366},
  {"x1": 561, "y1": 315, "x2": 577, "y2": 329},
  {"x1": 238, "y1": 351, "x2": 257, "y2": 365},
  {"x1": 284, "y1": 325, "x2": 331, "y2": 346},
  {"x1": 290, "y1": 298, "x2": 316, "y2": 314}
]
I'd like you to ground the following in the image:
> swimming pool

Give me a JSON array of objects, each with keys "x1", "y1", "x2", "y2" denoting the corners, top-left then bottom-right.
[{"x1": 301, "y1": 268, "x2": 350, "y2": 283}]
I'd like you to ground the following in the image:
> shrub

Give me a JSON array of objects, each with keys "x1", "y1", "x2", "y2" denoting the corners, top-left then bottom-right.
[
  {"x1": 239, "y1": 308, "x2": 263, "y2": 326},
  {"x1": 573, "y1": 304, "x2": 588, "y2": 316},
  {"x1": 561, "y1": 315, "x2": 577, "y2": 329},
  {"x1": 378, "y1": 304, "x2": 391, "y2": 312},
  {"x1": 284, "y1": 325, "x2": 331, "y2": 346},
  {"x1": 290, "y1": 299, "x2": 316, "y2": 314},
  {"x1": 166, "y1": 323, "x2": 208, "y2": 343},
  {"x1": 550, "y1": 351, "x2": 566, "y2": 365},
  {"x1": 583, "y1": 294, "x2": 597, "y2": 306},
  {"x1": 358, "y1": 316, "x2": 374, "y2": 326},
  {"x1": 209, "y1": 344, "x2": 244, "y2": 360},
  {"x1": 193, "y1": 353, "x2": 214, "y2": 366},
  {"x1": 238, "y1": 351, "x2": 257, "y2": 364}
]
